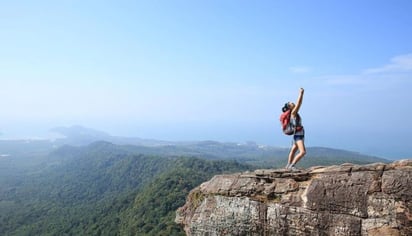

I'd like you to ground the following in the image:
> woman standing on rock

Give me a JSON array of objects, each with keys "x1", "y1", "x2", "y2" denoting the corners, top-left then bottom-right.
[{"x1": 283, "y1": 88, "x2": 306, "y2": 171}]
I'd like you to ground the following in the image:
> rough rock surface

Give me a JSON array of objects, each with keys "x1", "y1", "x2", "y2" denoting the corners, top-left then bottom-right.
[{"x1": 176, "y1": 160, "x2": 412, "y2": 235}]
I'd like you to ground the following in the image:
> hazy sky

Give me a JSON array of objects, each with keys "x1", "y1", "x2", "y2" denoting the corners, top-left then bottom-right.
[{"x1": 1, "y1": 1, "x2": 412, "y2": 158}]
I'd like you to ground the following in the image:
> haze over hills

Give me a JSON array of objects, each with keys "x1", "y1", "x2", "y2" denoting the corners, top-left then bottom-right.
[
  {"x1": 58, "y1": 125, "x2": 390, "y2": 161},
  {"x1": 1, "y1": 125, "x2": 389, "y2": 167},
  {"x1": 50, "y1": 125, "x2": 175, "y2": 146},
  {"x1": 0, "y1": 126, "x2": 392, "y2": 171}
]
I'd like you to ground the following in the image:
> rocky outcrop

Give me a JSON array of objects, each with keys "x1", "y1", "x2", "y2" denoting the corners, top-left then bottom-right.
[{"x1": 176, "y1": 160, "x2": 412, "y2": 235}]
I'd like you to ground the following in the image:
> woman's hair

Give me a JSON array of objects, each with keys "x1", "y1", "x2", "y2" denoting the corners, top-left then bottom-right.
[{"x1": 282, "y1": 103, "x2": 289, "y2": 112}]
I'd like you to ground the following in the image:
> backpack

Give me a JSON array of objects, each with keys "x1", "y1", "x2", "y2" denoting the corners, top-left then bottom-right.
[{"x1": 280, "y1": 110, "x2": 303, "y2": 135}]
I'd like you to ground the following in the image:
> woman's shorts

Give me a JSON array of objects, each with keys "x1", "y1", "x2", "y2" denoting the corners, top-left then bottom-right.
[{"x1": 294, "y1": 135, "x2": 305, "y2": 142}]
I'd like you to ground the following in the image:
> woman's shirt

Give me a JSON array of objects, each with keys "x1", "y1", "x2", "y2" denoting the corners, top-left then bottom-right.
[{"x1": 291, "y1": 114, "x2": 304, "y2": 136}]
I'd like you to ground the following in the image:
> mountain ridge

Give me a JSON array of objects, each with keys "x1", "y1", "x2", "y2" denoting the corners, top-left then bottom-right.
[{"x1": 47, "y1": 125, "x2": 390, "y2": 161}]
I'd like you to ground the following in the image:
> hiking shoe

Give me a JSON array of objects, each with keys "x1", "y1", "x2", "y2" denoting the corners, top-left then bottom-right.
[
  {"x1": 289, "y1": 166, "x2": 300, "y2": 172},
  {"x1": 285, "y1": 164, "x2": 291, "y2": 170}
]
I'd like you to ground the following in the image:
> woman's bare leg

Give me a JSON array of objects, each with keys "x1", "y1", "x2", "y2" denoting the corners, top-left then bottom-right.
[
  {"x1": 291, "y1": 140, "x2": 306, "y2": 165},
  {"x1": 288, "y1": 143, "x2": 298, "y2": 165}
]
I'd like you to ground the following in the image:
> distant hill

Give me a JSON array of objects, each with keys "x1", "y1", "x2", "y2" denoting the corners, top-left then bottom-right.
[
  {"x1": 0, "y1": 126, "x2": 389, "y2": 178},
  {"x1": 46, "y1": 126, "x2": 388, "y2": 166},
  {"x1": 50, "y1": 125, "x2": 175, "y2": 146},
  {"x1": 47, "y1": 126, "x2": 388, "y2": 168}
]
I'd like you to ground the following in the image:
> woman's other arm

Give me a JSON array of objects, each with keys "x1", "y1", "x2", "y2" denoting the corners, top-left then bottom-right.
[{"x1": 291, "y1": 88, "x2": 304, "y2": 117}]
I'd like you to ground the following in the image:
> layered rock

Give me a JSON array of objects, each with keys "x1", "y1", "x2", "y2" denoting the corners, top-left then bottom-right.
[{"x1": 176, "y1": 160, "x2": 412, "y2": 235}]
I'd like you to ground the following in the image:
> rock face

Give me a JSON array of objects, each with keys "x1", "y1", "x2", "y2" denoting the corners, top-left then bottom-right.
[{"x1": 176, "y1": 160, "x2": 412, "y2": 236}]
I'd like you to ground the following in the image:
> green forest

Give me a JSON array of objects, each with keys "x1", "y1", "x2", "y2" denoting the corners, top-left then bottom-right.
[
  {"x1": 0, "y1": 142, "x2": 251, "y2": 235},
  {"x1": 0, "y1": 139, "x2": 388, "y2": 235}
]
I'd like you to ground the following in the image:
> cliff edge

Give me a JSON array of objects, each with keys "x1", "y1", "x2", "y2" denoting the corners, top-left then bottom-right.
[{"x1": 176, "y1": 160, "x2": 412, "y2": 236}]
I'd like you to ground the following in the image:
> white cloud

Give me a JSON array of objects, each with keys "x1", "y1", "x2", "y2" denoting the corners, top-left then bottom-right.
[
  {"x1": 363, "y1": 53, "x2": 412, "y2": 74},
  {"x1": 323, "y1": 75, "x2": 365, "y2": 85},
  {"x1": 289, "y1": 66, "x2": 312, "y2": 74},
  {"x1": 318, "y1": 53, "x2": 412, "y2": 87}
]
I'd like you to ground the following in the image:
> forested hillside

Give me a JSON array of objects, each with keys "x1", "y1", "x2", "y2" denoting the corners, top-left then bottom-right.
[
  {"x1": 0, "y1": 142, "x2": 251, "y2": 235},
  {"x1": 119, "y1": 157, "x2": 248, "y2": 235}
]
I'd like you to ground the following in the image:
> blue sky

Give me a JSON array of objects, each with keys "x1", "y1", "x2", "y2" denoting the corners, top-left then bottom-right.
[{"x1": 1, "y1": 1, "x2": 412, "y2": 158}]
